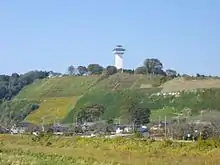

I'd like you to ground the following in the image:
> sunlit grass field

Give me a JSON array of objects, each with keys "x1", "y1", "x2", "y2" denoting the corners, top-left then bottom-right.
[
  {"x1": 25, "y1": 97, "x2": 78, "y2": 124},
  {"x1": 16, "y1": 76, "x2": 99, "y2": 99},
  {"x1": 0, "y1": 135, "x2": 220, "y2": 165},
  {"x1": 150, "y1": 107, "x2": 177, "y2": 122}
]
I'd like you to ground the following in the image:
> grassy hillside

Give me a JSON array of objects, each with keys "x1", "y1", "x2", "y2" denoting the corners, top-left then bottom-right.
[
  {"x1": 13, "y1": 73, "x2": 164, "y2": 124},
  {"x1": 92, "y1": 73, "x2": 164, "y2": 90},
  {"x1": 0, "y1": 99, "x2": 40, "y2": 126},
  {"x1": 25, "y1": 97, "x2": 78, "y2": 124},
  {"x1": 63, "y1": 89, "x2": 149, "y2": 123},
  {"x1": 161, "y1": 77, "x2": 220, "y2": 92},
  {"x1": 2, "y1": 73, "x2": 220, "y2": 125},
  {"x1": 16, "y1": 76, "x2": 99, "y2": 99},
  {"x1": 16, "y1": 73, "x2": 163, "y2": 99},
  {"x1": 63, "y1": 88, "x2": 220, "y2": 124}
]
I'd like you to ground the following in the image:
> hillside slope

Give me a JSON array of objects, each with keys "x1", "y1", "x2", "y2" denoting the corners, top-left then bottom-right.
[
  {"x1": 8, "y1": 73, "x2": 163, "y2": 125},
  {"x1": 1, "y1": 74, "x2": 220, "y2": 125},
  {"x1": 0, "y1": 99, "x2": 40, "y2": 126},
  {"x1": 16, "y1": 76, "x2": 99, "y2": 99},
  {"x1": 24, "y1": 97, "x2": 78, "y2": 124},
  {"x1": 161, "y1": 78, "x2": 220, "y2": 92}
]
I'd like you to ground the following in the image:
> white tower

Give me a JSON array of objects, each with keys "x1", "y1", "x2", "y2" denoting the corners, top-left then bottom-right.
[{"x1": 113, "y1": 45, "x2": 126, "y2": 70}]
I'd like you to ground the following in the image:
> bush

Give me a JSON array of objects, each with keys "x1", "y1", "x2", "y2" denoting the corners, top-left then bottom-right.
[
  {"x1": 31, "y1": 104, "x2": 40, "y2": 111},
  {"x1": 134, "y1": 131, "x2": 143, "y2": 138}
]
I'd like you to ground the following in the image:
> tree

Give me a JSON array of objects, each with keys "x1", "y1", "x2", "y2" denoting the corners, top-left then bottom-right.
[
  {"x1": 134, "y1": 66, "x2": 147, "y2": 74},
  {"x1": 196, "y1": 73, "x2": 205, "y2": 78},
  {"x1": 0, "y1": 71, "x2": 48, "y2": 100},
  {"x1": 128, "y1": 102, "x2": 151, "y2": 125},
  {"x1": 11, "y1": 73, "x2": 19, "y2": 78},
  {"x1": 87, "y1": 64, "x2": 103, "y2": 75},
  {"x1": 143, "y1": 58, "x2": 163, "y2": 74},
  {"x1": 166, "y1": 69, "x2": 177, "y2": 78},
  {"x1": 77, "y1": 104, "x2": 105, "y2": 123},
  {"x1": 68, "y1": 65, "x2": 75, "y2": 76},
  {"x1": 77, "y1": 66, "x2": 88, "y2": 76},
  {"x1": 0, "y1": 85, "x2": 7, "y2": 99},
  {"x1": 123, "y1": 69, "x2": 134, "y2": 74},
  {"x1": 105, "y1": 65, "x2": 117, "y2": 75}
]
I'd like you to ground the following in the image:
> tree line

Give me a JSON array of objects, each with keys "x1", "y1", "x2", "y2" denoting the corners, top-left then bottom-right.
[
  {"x1": 67, "y1": 58, "x2": 178, "y2": 77},
  {"x1": 0, "y1": 71, "x2": 49, "y2": 100}
]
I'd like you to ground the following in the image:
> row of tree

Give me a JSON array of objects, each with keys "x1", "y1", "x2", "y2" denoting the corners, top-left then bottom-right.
[
  {"x1": 67, "y1": 58, "x2": 178, "y2": 77},
  {"x1": 68, "y1": 64, "x2": 119, "y2": 76}
]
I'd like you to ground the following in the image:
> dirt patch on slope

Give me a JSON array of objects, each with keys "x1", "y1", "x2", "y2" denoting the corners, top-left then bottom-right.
[{"x1": 161, "y1": 78, "x2": 220, "y2": 92}]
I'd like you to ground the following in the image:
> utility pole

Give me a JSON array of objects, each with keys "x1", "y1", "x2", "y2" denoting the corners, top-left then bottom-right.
[
  {"x1": 158, "y1": 116, "x2": 161, "y2": 128},
  {"x1": 164, "y1": 116, "x2": 167, "y2": 138},
  {"x1": 132, "y1": 121, "x2": 135, "y2": 132},
  {"x1": 75, "y1": 117, "x2": 77, "y2": 126},
  {"x1": 41, "y1": 117, "x2": 45, "y2": 132}
]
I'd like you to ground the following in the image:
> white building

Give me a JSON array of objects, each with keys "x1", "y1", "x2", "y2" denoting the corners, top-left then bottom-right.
[{"x1": 113, "y1": 45, "x2": 126, "y2": 70}]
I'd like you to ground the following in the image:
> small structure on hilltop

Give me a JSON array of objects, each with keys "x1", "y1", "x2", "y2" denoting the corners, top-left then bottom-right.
[{"x1": 48, "y1": 71, "x2": 63, "y2": 78}]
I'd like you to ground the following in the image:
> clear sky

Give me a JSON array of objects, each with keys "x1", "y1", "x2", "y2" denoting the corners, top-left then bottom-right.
[{"x1": 0, "y1": 0, "x2": 219, "y2": 75}]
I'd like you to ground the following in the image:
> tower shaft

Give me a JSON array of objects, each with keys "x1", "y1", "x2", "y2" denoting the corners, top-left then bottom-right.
[
  {"x1": 113, "y1": 45, "x2": 125, "y2": 71},
  {"x1": 115, "y1": 54, "x2": 123, "y2": 70}
]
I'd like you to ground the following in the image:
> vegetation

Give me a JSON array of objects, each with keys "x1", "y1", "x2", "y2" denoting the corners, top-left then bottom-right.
[
  {"x1": 64, "y1": 88, "x2": 220, "y2": 124},
  {"x1": 16, "y1": 76, "x2": 99, "y2": 99},
  {"x1": 25, "y1": 97, "x2": 78, "y2": 124},
  {"x1": 1, "y1": 135, "x2": 220, "y2": 165},
  {"x1": 0, "y1": 99, "x2": 40, "y2": 126},
  {"x1": 148, "y1": 88, "x2": 220, "y2": 113},
  {"x1": 63, "y1": 89, "x2": 148, "y2": 123},
  {"x1": 1, "y1": 58, "x2": 220, "y2": 126},
  {"x1": 0, "y1": 71, "x2": 48, "y2": 100}
]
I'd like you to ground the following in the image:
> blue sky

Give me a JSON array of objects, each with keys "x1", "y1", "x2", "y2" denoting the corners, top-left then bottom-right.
[{"x1": 0, "y1": 0, "x2": 219, "y2": 75}]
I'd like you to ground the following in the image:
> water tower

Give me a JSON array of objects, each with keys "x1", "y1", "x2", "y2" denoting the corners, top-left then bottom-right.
[{"x1": 112, "y1": 45, "x2": 126, "y2": 70}]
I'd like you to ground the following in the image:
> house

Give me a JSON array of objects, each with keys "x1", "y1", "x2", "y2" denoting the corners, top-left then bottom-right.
[
  {"x1": 48, "y1": 71, "x2": 63, "y2": 78},
  {"x1": 10, "y1": 122, "x2": 37, "y2": 134},
  {"x1": 116, "y1": 127, "x2": 123, "y2": 134},
  {"x1": 115, "y1": 125, "x2": 132, "y2": 134},
  {"x1": 188, "y1": 120, "x2": 211, "y2": 126},
  {"x1": 82, "y1": 72, "x2": 89, "y2": 76},
  {"x1": 50, "y1": 124, "x2": 69, "y2": 135}
]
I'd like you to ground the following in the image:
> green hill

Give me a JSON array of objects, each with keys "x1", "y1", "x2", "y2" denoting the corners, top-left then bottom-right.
[
  {"x1": 0, "y1": 99, "x2": 40, "y2": 126},
  {"x1": 16, "y1": 76, "x2": 99, "y2": 99},
  {"x1": 3, "y1": 73, "x2": 162, "y2": 125},
  {"x1": 24, "y1": 97, "x2": 78, "y2": 124},
  {"x1": 1, "y1": 73, "x2": 220, "y2": 126}
]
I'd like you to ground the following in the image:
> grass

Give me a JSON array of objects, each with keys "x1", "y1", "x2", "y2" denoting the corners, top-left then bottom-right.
[
  {"x1": 16, "y1": 73, "x2": 164, "y2": 99},
  {"x1": 4, "y1": 74, "x2": 220, "y2": 125},
  {"x1": 150, "y1": 107, "x2": 177, "y2": 122},
  {"x1": 93, "y1": 73, "x2": 163, "y2": 90},
  {"x1": 64, "y1": 88, "x2": 220, "y2": 124},
  {"x1": 25, "y1": 97, "x2": 78, "y2": 124},
  {"x1": 161, "y1": 77, "x2": 220, "y2": 92},
  {"x1": 16, "y1": 76, "x2": 99, "y2": 99},
  {"x1": 0, "y1": 99, "x2": 40, "y2": 125},
  {"x1": 1, "y1": 135, "x2": 220, "y2": 165},
  {"x1": 63, "y1": 89, "x2": 147, "y2": 123}
]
